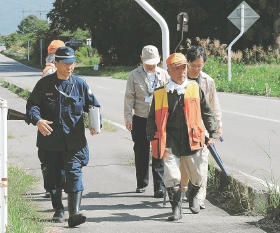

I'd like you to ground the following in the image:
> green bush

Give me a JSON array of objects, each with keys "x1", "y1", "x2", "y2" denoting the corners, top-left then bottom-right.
[{"x1": 75, "y1": 46, "x2": 100, "y2": 66}]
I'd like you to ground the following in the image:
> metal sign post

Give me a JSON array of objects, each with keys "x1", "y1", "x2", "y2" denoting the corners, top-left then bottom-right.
[
  {"x1": 227, "y1": 1, "x2": 259, "y2": 81},
  {"x1": 27, "y1": 40, "x2": 30, "y2": 61},
  {"x1": 40, "y1": 39, "x2": 43, "y2": 66},
  {"x1": 175, "y1": 12, "x2": 189, "y2": 52},
  {"x1": 0, "y1": 98, "x2": 8, "y2": 233},
  {"x1": 134, "y1": 0, "x2": 170, "y2": 70}
]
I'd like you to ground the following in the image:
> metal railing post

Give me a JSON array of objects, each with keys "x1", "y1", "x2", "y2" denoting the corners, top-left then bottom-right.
[
  {"x1": 0, "y1": 98, "x2": 8, "y2": 233},
  {"x1": 134, "y1": 0, "x2": 170, "y2": 70}
]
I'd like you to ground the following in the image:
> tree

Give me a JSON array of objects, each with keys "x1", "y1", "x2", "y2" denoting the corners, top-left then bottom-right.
[
  {"x1": 48, "y1": 0, "x2": 280, "y2": 65},
  {"x1": 17, "y1": 15, "x2": 49, "y2": 35}
]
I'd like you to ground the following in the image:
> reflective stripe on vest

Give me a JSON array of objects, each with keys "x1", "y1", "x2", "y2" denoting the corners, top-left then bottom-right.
[{"x1": 151, "y1": 81, "x2": 205, "y2": 159}]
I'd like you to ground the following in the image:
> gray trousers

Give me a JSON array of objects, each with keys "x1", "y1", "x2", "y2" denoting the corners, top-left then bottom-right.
[{"x1": 163, "y1": 148, "x2": 203, "y2": 188}]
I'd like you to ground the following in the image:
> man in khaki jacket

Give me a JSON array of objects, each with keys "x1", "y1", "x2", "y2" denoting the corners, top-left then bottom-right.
[
  {"x1": 181, "y1": 45, "x2": 222, "y2": 210},
  {"x1": 124, "y1": 45, "x2": 169, "y2": 197}
]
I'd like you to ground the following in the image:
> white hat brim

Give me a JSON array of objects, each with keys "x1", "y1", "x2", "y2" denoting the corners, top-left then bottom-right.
[{"x1": 143, "y1": 57, "x2": 160, "y2": 65}]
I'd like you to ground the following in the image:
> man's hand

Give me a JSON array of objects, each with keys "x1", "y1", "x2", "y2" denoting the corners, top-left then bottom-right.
[
  {"x1": 163, "y1": 149, "x2": 169, "y2": 161},
  {"x1": 125, "y1": 121, "x2": 132, "y2": 131},
  {"x1": 36, "y1": 120, "x2": 53, "y2": 136},
  {"x1": 90, "y1": 128, "x2": 98, "y2": 135},
  {"x1": 217, "y1": 128, "x2": 223, "y2": 137},
  {"x1": 207, "y1": 137, "x2": 215, "y2": 146}
]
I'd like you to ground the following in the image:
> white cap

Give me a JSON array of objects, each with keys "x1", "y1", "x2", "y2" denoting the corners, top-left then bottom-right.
[{"x1": 141, "y1": 45, "x2": 160, "y2": 65}]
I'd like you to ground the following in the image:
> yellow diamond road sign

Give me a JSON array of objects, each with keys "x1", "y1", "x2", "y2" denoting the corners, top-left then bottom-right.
[{"x1": 227, "y1": 1, "x2": 260, "y2": 32}]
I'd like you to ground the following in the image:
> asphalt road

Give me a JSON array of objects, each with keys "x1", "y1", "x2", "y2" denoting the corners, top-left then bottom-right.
[
  {"x1": 1, "y1": 53, "x2": 279, "y2": 189},
  {"x1": 0, "y1": 54, "x2": 268, "y2": 233}
]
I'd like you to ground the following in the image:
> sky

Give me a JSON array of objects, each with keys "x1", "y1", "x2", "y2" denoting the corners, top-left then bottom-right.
[{"x1": 0, "y1": 0, "x2": 55, "y2": 35}]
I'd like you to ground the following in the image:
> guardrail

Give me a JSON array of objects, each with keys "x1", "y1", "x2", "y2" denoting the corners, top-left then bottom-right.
[{"x1": 0, "y1": 98, "x2": 8, "y2": 233}]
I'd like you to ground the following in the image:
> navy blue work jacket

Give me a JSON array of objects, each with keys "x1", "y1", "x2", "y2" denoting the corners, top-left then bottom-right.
[{"x1": 26, "y1": 73, "x2": 100, "y2": 151}]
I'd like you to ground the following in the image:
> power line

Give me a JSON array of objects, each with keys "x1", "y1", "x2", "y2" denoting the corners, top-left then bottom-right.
[{"x1": 21, "y1": 9, "x2": 49, "y2": 20}]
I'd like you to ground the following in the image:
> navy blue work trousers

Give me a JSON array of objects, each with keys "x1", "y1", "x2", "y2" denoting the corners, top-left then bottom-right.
[
  {"x1": 38, "y1": 144, "x2": 89, "y2": 193},
  {"x1": 131, "y1": 115, "x2": 164, "y2": 191}
]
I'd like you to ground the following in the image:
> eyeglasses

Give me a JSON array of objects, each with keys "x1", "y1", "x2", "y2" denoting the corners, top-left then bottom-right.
[{"x1": 188, "y1": 63, "x2": 204, "y2": 69}]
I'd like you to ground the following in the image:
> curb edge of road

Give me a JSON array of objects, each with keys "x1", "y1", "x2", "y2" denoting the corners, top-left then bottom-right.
[
  {"x1": 0, "y1": 79, "x2": 269, "y2": 216},
  {"x1": 207, "y1": 165, "x2": 269, "y2": 215}
]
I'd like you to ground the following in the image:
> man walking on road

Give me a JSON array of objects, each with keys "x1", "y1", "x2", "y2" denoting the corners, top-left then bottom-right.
[
  {"x1": 40, "y1": 40, "x2": 65, "y2": 199},
  {"x1": 180, "y1": 46, "x2": 222, "y2": 210},
  {"x1": 26, "y1": 46, "x2": 101, "y2": 227},
  {"x1": 146, "y1": 53, "x2": 217, "y2": 221},
  {"x1": 124, "y1": 45, "x2": 169, "y2": 197}
]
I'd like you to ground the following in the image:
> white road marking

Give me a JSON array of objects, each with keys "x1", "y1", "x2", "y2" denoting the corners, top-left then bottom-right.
[
  {"x1": 95, "y1": 85, "x2": 111, "y2": 90},
  {"x1": 104, "y1": 118, "x2": 126, "y2": 131},
  {"x1": 107, "y1": 116, "x2": 280, "y2": 193},
  {"x1": 223, "y1": 110, "x2": 280, "y2": 124}
]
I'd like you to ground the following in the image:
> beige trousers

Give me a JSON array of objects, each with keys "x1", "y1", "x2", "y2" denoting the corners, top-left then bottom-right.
[
  {"x1": 163, "y1": 148, "x2": 202, "y2": 188},
  {"x1": 180, "y1": 146, "x2": 209, "y2": 200}
]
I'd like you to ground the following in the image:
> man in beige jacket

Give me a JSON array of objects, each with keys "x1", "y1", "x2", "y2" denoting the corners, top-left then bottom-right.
[
  {"x1": 124, "y1": 45, "x2": 169, "y2": 197},
  {"x1": 181, "y1": 45, "x2": 222, "y2": 210}
]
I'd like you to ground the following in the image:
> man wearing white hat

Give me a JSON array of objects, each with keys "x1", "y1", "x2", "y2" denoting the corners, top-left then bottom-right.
[{"x1": 124, "y1": 45, "x2": 169, "y2": 197}]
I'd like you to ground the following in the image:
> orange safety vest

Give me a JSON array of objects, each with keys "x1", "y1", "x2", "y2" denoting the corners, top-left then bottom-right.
[
  {"x1": 41, "y1": 64, "x2": 56, "y2": 78},
  {"x1": 151, "y1": 81, "x2": 205, "y2": 159}
]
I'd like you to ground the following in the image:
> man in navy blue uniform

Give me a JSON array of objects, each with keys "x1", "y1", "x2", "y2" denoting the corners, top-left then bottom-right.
[{"x1": 26, "y1": 46, "x2": 101, "y2": 227}]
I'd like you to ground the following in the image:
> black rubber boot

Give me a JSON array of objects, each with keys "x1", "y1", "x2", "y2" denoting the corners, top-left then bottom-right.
[
  {"x1": 50, "y1": 189, "x2": 64, "y2": 222},
  {"x1": 68, "y1": 191, "x2": 86, "y2": 228},
  {"x1": 167, "y1": 186, "x2": 182, "y2": 221},
  {"x1": 188, "y1": 182, "x2": 200, "y2": 214},
  {"x1": 41, "y1": 164, "x2": 50, "y2": 198}
]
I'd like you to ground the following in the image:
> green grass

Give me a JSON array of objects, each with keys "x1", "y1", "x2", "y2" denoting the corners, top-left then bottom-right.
[
  {"x1": 83, "y1": 113, "x2": 117, "y2": 132},
  {"x1": 0, "y1": 80, "x2": 30, "y2": 100},
  {"x1": 204, "y1": 57, "x2": 280, "y2": 97},
  {"x1": 7, "y1": 167, "x2": 45, "y2": 233},
  {"x1": 75, "y1": 65, "x2": 134, "y2": 79}
]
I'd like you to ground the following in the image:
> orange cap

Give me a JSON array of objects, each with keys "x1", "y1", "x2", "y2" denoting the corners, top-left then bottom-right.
[
  {"x1": 166, "y1": 53, "x2": 187, "y2": 66},
  {"x1": 48, "y1": 40, "x2": 65, "y2": 54}
]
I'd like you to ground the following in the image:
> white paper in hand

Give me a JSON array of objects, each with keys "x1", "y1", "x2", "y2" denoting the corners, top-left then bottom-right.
[{"x1": 88, "y1": 106, "x2": 101, "y2": 133}]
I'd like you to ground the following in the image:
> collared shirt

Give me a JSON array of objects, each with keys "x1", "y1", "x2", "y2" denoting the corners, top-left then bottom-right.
[
  {"x1": 124, "y1": 65, "x2": 169, "y2": 122},
  {"x1": 188, "y1": 75, "x2": 200, "y2": 84},
  {"x1": 26, "y1": 72, "x2": 101, "y2": 151},
  {"x1": 165, "y1": 79, "x2": 189, "y2": 95},
  {"x1": 198, "y1": 71, "x2": 222, "y2": 129},
  {"x1": 143, "y1": 66, "x2": 158, "y2": 95},
  {"x1": 187, "y1": 72, "x2": 222, "y2": 129}
]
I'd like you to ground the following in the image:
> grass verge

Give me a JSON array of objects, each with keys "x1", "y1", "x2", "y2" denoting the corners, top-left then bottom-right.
[
  {"x1": 0, "y1": 79, "x2": 30, "y2": 100},
  {"x1": 74, "y1": 65, "x2": 133, "y2": 79},
  {"x1": 204, "y1": 57, "x2": 280, "y2": 97},
  {"x1": 7, "y1": 166, "x2": 44, "y2": 233},
  {"x1": 4, "y1": 52, "x2": 280, "y2": 98},
  {"x1": 207, "y1": 157, "x2": 280, "y2": 232}
]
